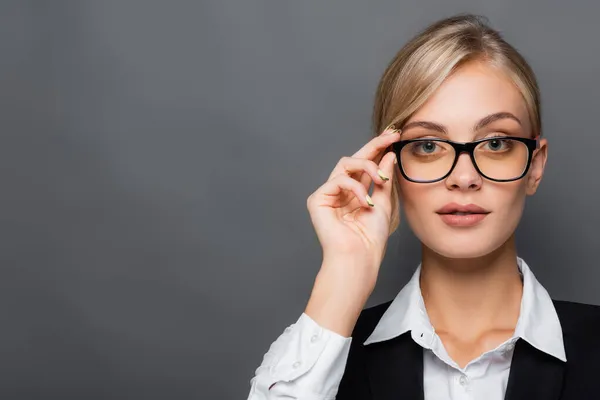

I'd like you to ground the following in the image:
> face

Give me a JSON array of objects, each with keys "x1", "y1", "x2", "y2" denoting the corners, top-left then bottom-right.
[{"x1": 396, "y1": 60, "x2": 548, "y2": 259}]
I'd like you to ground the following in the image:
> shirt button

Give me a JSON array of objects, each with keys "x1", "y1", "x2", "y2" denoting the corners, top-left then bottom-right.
[
  {"x1": 310, "y1": 334, "x2": 319, "y2": 343},
  {"x1": 459, "y1": 375, "x2": 468, "y2": 386},
  {"x1": 292, "y1": 361, "x2": 302, "y2": 369}
]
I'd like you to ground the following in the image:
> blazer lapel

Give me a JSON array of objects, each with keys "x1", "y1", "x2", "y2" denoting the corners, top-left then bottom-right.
[
  {"x1": 365, "y1": 332, "x2": 424, "y2": 400},
  {"x1": 504, "y1": 338, "x2": 566, "y2": 400}
]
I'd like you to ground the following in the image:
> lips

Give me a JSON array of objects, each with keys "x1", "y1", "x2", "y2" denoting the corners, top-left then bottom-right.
[
  {"x1": 436, "y1": 203, "x2": 490, "y2": 227},
  {"x1": 436, "y1": 203, "x2": 490, "y2": 215}
]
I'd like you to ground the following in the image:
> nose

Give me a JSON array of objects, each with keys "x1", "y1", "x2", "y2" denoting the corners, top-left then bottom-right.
[{"x1": 444, "y1": 153, "x2": 482, "y2": 191}]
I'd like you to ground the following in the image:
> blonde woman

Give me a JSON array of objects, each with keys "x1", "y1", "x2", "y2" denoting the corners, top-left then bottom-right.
[{"x1": 247, "y1": 14, "x2": 600, "y2": 400}]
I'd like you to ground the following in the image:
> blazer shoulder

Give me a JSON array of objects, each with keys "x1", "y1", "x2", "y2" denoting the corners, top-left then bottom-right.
[
  {"x1": 350, "y1": 300, "x2": 393, "y2": 343},
  {"x1": 553, "y1": 299, "x2": 600, "y2": 337}
]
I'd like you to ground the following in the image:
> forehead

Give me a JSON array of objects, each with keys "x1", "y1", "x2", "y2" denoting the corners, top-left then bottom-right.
[{"x1": 406, "y1": 61, "x2": 531, "y2": 135}]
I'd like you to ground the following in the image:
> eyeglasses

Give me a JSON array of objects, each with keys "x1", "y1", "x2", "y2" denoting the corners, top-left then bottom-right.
[{"x1": 391, "y1": 136, "x2": 539, "y2": 183}]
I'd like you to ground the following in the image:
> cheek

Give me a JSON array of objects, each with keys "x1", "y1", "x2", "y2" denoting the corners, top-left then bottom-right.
[
  {"x1": 398, "y1": 180, "x2": 435, "y2": 220},
  {"x1": 487, "y1": 182, "x2": 529, "y2": 241},
  {"x1": 492, "y1": 181, "x2": 528, "y2": 212}
]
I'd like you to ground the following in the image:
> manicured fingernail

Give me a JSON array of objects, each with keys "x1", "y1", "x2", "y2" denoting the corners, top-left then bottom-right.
[
  {"x1": 384, "y1": 124, "x2": 401, "y2": 135},
  {"x1": 365, "y1": 194, "x2": 374, "y2": 207},
  {"x1": 377, "y1": 169, "x2": 389, "y2": 181},
  {"x1": 383, "y1": 124, "x2": 395, "y2": 135}
]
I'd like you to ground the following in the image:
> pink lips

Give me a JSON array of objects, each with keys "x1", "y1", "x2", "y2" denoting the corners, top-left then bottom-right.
[{"x1": 435, "y1": 203, "x2": 491, "y2": 227}]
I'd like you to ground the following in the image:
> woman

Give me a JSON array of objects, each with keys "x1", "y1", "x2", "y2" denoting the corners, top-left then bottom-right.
[{"x1": 247, "y1": 14, "x2": 600, "y2": 400}]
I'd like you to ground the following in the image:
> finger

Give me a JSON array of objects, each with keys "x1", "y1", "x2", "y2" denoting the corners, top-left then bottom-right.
[
  {"x1": 359, "y1": 143, "x2": 395, "y2": 189},
  {"x1": 351, "y1": 127, "x2": 401, "y2": 161},
  {"x1": 312, "y1": 174, "x2": 374, "y2": 209},
  {"x1": 369, "y1": 151, "x2": 398, "y2": 216},
  {"x1": 349, "y1": 127, "x2": 401, "y2": 190},
  {"x1": 328, "y1": 157, "x2": 390, "y2": 186}
]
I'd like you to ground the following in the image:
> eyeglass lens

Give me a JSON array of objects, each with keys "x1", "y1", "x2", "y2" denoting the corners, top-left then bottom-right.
[{"x1": 400, "y1": 138, "x2": 529, "y2": 181}]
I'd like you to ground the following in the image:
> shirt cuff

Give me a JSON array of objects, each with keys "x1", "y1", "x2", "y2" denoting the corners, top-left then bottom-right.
[{"x1": 252, "y1": 312, "x2": 352, "y2": 398}]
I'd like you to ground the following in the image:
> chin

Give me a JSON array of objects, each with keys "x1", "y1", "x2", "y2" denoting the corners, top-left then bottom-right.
[
  {"x1": 416, "y1": 224, "x2": 512, "y2": 260},
  {"x1": 426, "y1": 240, "x2": 502, "y2": 259}
]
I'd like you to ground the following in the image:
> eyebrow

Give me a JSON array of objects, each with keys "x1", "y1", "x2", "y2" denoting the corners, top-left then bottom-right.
[
  {"x1": 474, "y1": 112, "x2": 522, "y2": 130},
  {"x1": 401, "y1": 112, "x2": 522, "y2": 135}
]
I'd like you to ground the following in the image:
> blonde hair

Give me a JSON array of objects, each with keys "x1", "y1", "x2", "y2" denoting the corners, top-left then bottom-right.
[{"x1": 375, "y1": 14, "x2": 541, "y2": 235}]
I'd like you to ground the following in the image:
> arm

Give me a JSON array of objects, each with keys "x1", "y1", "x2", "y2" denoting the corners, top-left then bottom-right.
[{"x1": 247, "y1": 129, "x2": 399, "y2": 399}]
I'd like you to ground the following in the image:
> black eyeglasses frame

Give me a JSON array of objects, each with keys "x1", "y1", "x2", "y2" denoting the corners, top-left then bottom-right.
[{"x1": 391, "y1": 136, "x2": 540, "y2": 183}]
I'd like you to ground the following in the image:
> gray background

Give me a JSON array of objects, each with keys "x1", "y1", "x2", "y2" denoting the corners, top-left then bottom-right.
[{"x1": 1, "y1": 0, "x2": 598, "y2": 399}]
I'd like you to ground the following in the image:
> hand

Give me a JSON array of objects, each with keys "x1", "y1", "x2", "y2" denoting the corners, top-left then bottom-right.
[{"x1": 306, "y1": 127, "x2": 402, "y2": 300}]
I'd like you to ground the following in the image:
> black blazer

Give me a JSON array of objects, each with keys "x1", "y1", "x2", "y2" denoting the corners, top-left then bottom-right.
[{"x1": 337, "y1": 299, "x2": 600, "y2": 400}]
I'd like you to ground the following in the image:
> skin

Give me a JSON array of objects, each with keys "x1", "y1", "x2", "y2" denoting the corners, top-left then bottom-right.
[{"x1": 397, "y1": 59, "x2": 548, "y2": 368}]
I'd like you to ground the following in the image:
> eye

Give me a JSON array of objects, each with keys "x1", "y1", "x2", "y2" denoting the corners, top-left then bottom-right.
[
  {"x1": 483, "y1": 138, "x2": 512, "y2": 151},
  {"x1": 412, "y1": 141, "x2": 439, "y2": 154}
]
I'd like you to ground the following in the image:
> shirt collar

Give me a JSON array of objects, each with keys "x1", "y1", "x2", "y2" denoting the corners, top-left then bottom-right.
[{"x1": 363, "y1": 257, "x2": 566, "y2": 362}]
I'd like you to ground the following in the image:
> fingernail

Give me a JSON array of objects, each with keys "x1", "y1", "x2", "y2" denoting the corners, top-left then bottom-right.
[
  {"x1": 365, "y1": 194, "x2": 374, "y2": 207},
  {"x1": 384, "y1": 124, "x2": 401, "y2": 135},
  {"x1": 377, "y1": 169, "x2": 389, "y2": 181},
  {"x1": 393, "y1": 155, "x2": 397, "y2": 164},
  {"x1": 383, "y1": 124, "x2": 395, "y2": 135}
]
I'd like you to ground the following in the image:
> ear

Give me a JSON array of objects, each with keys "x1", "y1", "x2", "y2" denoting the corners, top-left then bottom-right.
[{"x1": 526, "y1": 137, "x2": 548, "y2": 195}]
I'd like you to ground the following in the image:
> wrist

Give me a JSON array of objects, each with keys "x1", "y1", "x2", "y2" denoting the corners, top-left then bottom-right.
[{"x1": 303, "y1": 262, "x2": 377, "y2": 337}]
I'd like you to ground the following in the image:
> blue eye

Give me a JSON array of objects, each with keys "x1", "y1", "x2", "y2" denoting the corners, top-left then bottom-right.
[
  {"x1": 483, "y1": 139, "x2": 512, "y2": 151},
  {"x1": 414, "y1": 141, "x2": 437, "y2": 154}
]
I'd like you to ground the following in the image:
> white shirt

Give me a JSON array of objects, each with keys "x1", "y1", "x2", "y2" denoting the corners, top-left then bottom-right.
[{"x1": 247, "y1": 257, "x2": 566, "y2": 400}]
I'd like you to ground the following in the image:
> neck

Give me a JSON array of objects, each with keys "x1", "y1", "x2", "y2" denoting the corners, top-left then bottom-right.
[{"x1": 419, "y1": 236, "x2": 523, "y2": 341}]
